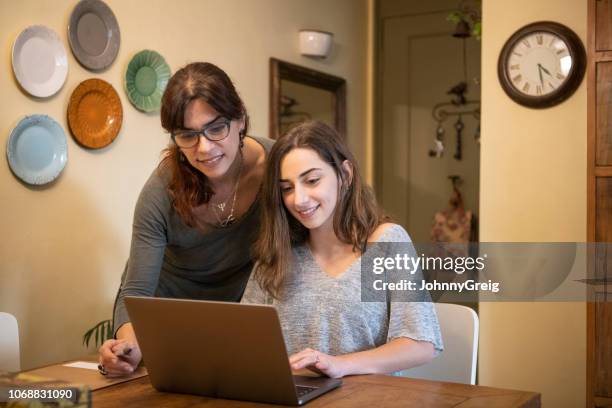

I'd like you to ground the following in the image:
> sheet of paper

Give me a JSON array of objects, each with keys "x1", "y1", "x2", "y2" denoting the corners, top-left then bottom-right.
[
  {"x1": 23, "y1": 355, "x2": 148, "y2": 391},
  {"x1": 63, "y1": 361, "x2": 99, "y2": 370}
]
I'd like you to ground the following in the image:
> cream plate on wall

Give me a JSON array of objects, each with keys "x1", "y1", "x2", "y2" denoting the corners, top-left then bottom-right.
[{"x1": 12, "y1": 25, "x2": 68, "y2": 98}]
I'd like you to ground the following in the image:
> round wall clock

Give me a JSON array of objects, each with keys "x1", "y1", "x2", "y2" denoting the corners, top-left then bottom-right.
[{"x1": 498, "y1": 21, "x2": 586, "y2": 108}]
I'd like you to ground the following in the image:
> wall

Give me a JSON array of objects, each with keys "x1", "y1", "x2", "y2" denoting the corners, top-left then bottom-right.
[
  {"x1": 0, "y1": 0, "x2": 369, "y2": 370},
  {"x1": 480, "y1": 1, "x2": 586, "y2": 407}
]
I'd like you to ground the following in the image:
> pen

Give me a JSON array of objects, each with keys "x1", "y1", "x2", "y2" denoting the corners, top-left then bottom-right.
[{"x1": 116, "y1": 346, "x2": 132, "y2": 361}]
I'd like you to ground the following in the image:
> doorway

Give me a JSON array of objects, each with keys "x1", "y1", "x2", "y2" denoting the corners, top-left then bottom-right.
[{"x1": 375, "y1": 0, "x2": 481, "y2": 244}]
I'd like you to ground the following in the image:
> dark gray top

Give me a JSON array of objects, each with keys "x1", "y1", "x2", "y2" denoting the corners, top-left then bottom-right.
[
  {"x1": 241, "y1": 224, "x2": 443, "y2": 359},
  {"x1": 113, "y1": 136, "x2": 274, "y2": 334}
]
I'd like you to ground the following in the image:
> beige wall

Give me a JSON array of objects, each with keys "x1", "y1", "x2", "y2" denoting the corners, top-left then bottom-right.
[
  {"x1": 480, "y1": 1, "x2": 586, "y2": 407},
  {"x1": 0, "y1": 0, "x2": 369, "y2": 370}
]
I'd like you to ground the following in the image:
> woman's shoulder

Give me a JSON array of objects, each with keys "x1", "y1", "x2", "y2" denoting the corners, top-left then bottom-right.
[
  {"x1": 369, "y1": 223, "x2": 412, "y2": 243},
  {"x1": 247, "y1": 135, "x2": 275, "y2": 153},
  {"x1": 145, "y1": 165, "x2": 171, "y2": 193},
  {"x1": 136, "y1": 165, "x2": 172, "y2": 209},
  {"x1": 242, "y1": 136, "x2": 272, "y2": 177}
]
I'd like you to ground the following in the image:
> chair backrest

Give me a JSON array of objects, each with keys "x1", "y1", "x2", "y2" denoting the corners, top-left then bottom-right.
[
  {"x1": 401, "y1": 303, "x2": 478, "y2": 384},
  {"x1": 0, "y1": 312, "x2": 20, "y2": 372}
]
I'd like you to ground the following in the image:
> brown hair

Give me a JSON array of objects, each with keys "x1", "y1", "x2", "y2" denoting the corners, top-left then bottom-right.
[
  {"x1": 159, "y1": 62, "x2": 249, "y2": 227},
  {"x1": 253, "y1": 121, "x2": 388, "y2": 298}
]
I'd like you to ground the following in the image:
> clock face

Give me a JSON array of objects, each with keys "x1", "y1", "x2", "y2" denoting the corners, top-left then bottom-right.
[
  {"x1": 498, "y1": 22, "x2": 586, "y2": 108},
  {"x1": 506, "y1": 32, "x2": 572, "y2": 97}
]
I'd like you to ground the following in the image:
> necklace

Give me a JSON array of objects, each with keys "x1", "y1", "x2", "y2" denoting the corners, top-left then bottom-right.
[
  {"x1": 213, "y1": 192, "x2": 232, "y2": 214},
  {"x1": 210, "y1": 153, "x2": 244, "y2": 227}
]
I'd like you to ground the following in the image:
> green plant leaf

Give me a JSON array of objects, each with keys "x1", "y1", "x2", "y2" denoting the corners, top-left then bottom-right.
[
  {"x1": 82, "y1": 319, "x2": 113, "y2": 349},
  {"x1": 82, "y1": 326, "x2": 94, "y2": 347},
  {"x1": 472, "y1": 21, "x2": 482, "y2": 39},
  {"x1": 446, "y1": 11, "x2": 464, "y2": 24}
]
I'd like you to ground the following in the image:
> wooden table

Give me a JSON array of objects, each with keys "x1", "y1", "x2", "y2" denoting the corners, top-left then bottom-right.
[{"x1": 93, "y1": 374, "x2": 540, "y2": 407}]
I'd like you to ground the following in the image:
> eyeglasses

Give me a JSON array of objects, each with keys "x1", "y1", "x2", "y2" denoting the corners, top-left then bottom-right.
[{"x1": 171, "y1": 117, "x2": 231, "y2": 148}]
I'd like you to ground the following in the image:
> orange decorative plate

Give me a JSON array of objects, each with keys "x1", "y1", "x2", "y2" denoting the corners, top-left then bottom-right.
[{"x1": 67, "y1": 78, "x2": 123, "y2": 149}]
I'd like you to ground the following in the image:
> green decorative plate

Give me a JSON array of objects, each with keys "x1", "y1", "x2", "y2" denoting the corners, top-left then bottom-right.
[{"x1": 125, "y1": 50, "x2": 171, "y2": 112}]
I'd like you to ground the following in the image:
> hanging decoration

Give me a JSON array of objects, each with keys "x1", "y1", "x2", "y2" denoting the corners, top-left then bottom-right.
[
  {"x1": 429, "y1": 33, "x2": 480, "y2": 160},
  {"x1": 429, "y1": 81, "x2": 479, "y2": 160},
  {"x1": 446, "y1": 0, "x2": 482, "y2": 40}
]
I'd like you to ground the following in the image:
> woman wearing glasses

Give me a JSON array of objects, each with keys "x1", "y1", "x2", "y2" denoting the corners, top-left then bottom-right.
[{"x1": 98, "y1": 62, "x2": 273, "y2": 377}]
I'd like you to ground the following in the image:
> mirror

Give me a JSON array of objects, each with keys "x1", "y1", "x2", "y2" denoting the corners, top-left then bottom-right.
[{"x1": 269, "y1": 58, "x2": 346, "y2": 139}]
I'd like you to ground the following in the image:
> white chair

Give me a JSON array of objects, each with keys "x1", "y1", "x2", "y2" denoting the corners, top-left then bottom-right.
[
  {"x1": 401, "y1": 303, "x2": 478, "y2": 384},
  {"x1": 0, "y1": 312, "x2": 20, "y2": 372}
]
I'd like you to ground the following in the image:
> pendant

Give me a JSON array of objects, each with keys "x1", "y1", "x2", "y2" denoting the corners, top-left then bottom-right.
[
  {"x1": 216, "y1": 202, "x2": 226, "y2": 212},
  {"x1": 219, "y1": 215, "x2": 236, "y2": 227}
]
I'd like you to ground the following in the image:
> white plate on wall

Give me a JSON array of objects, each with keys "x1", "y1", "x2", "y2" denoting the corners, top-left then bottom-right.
[{"x1": 12, "y1": 25, "x2": 68, "y2": 98}]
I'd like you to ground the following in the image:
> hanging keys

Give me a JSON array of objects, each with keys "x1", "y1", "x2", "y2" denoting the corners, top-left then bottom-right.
[
  {"x1": 429, "y1": 122, "x2": 445, "y2": 158},
  {"x1": 454, "y1": 116, "x2": 464, "y2": 160}
]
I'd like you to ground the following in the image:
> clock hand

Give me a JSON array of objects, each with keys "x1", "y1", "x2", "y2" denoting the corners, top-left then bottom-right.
[
  {"x1": 537, "y1": 64, "x2": 544, "y2": 87},
  {"x1": 538, "y1": 63, "x2": 552, "y2": 76}
]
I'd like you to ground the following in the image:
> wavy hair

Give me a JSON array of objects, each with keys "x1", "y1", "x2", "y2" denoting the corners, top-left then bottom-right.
[
  {"x1": 158, "y1": 62, "x2": 248, "y2": 227},
  {"x1": 253, "y1": 121, "x2": 388, "y2": 298}
]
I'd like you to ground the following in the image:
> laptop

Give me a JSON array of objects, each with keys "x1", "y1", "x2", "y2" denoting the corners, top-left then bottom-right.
[{"x1": 124, "y1": 296, "x2": 342, "y2": 405}]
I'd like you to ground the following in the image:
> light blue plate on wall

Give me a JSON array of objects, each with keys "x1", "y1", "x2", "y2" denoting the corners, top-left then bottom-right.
[{"x1": 7, "y1": 115, "x2": 68, "y2": 185}]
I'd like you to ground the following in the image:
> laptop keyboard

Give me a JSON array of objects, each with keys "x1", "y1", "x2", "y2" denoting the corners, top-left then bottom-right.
[{"x1": 296, "y1": 385, "x2": 318, "y2": 397}]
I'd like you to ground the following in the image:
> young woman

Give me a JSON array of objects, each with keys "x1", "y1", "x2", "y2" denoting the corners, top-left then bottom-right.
[
  {"x1": 98, "y1": 62, "x2": 273, "y2": 377},
  {"x1": 242, "y1": 121, "x2": 442, "y2": 378}
]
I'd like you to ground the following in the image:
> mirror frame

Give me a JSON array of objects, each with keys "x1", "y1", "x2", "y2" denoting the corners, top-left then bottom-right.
[{"x1": 269, "y1": 58, "x2": 346, "y2": 140}]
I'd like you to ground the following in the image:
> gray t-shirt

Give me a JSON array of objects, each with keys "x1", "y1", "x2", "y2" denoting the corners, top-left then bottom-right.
[
  {"x1": 241, "y1": 224, "x2": 443, "y2": 358},
  {"x1": 113, "y1": 136, "x2": 274, "y2": 334}
]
